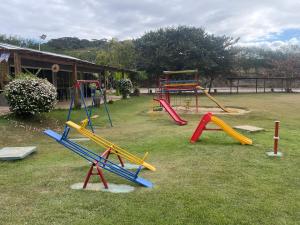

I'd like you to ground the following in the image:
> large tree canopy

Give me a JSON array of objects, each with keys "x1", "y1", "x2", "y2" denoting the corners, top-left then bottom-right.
[{"x1": 134, "y1": 26, "x2": 238, "y2": 82}]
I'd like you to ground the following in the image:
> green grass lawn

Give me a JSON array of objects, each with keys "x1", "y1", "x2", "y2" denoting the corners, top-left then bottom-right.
[{"x1": 0, "y1": 94, "x2": 299, "y2": 225}]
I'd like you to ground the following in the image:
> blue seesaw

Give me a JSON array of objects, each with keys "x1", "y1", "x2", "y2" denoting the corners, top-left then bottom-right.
[{"x1": 44, "y1": 128, "x2": 153, "y2": 189}]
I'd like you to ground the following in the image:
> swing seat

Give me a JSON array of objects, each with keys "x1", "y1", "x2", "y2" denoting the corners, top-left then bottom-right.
[
  {"x1": 80, "y1": 115, "x2": 99, "y2": 128},
  {"x1": 142, "y1": 152, "x2": 149, "y2": 161}
]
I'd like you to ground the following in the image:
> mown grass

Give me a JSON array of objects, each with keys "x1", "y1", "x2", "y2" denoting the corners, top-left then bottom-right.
[{"x1": 0, "y1": 94, "x2": 299, "y2": 225}]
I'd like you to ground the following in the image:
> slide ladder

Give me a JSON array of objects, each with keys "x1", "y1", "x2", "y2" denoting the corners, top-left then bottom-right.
[
  {"x1": 66, "y1": 120, "x2": 156, "y2": 171},
  {"x1": 44, "y1": 129, "x2": 153, "y2": 188},
  {"x1": 190, "y1": 112, "x2": 252, "y2": 145},
  {"x1": 155, "y1": 99, "x2": 187, "y2": 126}
]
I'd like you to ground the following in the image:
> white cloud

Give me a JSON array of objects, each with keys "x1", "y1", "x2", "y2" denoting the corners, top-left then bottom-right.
[
  {"x1": 238, "y1": 38, "x2": 300, "y2": 50},
  {"x1": 0, "y1": 0, "x2": 299, "y2": 44}
]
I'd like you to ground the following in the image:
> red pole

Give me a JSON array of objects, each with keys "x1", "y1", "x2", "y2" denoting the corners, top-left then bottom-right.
[
  {"x1": 195, "y1": 89, "x2": 198, "y2": 113},
  {"x1": 117, "y1": 154, "x2": 125, "y2": 167},
  {"x1": 96, "y1": 164, "x2": 108, "y2": 189},
  {"x1": 83, "y1": 163, "x2": 94, "y2": 189},
  {"x1": 273, "y1": 121, "x2": 280, "y2": 154}
]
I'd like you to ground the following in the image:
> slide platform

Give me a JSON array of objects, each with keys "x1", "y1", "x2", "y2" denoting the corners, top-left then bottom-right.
[
  {"x1": 44, "y1": 129, "x2": 153, "y2": 188},
  {"x1": 190, "y1": 112, "x2": 252, "y2": 145},
  {"x1": 155, "y1": 99, "x2": 187, "y2": 126},
  {"x1": 66, "y1": 120, "x2": 156, "y2": 171}
]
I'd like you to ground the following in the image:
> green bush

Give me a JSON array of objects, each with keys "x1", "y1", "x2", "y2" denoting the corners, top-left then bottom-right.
[
  {"x1": 131, "y1": 87, "x2": 141, "y2": 96},
  {"x1": 4, "y1": 74, "x2": 57, "y2": 116},
  {"x1": 118, "y1": 78, "x2": 133, "y2": 99}
]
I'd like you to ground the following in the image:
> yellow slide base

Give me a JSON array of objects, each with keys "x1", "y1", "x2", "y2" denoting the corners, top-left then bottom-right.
[
  {"x1": 211, "y1": 116, "x2": 253, "y2": 145},
  {"x1": 66, "y1": 121, "x2": 156, "y2": 171}
]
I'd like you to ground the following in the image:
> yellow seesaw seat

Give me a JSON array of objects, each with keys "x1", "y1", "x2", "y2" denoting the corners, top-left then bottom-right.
[{"x1": 66, "y1": 120, "x2": 156, "y2": 171}]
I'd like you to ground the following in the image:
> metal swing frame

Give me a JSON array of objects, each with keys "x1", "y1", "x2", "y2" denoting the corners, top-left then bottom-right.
[{"x1": 66, "y1": 80, "x2": 113, "y2": 133}]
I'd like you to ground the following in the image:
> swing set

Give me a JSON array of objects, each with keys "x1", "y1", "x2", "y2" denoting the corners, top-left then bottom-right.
[{"x1": 66, "y1": 80, "x2": 113, "y2": 133}]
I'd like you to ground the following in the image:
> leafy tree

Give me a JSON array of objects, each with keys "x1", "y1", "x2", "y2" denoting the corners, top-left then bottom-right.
[
  {"x1": 95, "y1": 39, "x2": 137, "y2": 69},
  {"x1": 233, "y1": 46, "x2": 300, "y2": 79},
  {"x1": 0, "y1": 34, "x2": 39, "y2": 49},
  {"x1": 134, "y1": 26, "x2": 238, "y2": 91}
]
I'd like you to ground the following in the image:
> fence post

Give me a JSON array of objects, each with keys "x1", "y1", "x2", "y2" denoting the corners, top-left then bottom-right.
[{"x1": 256, "y1": 78, "x2": 258, "y2": 93}]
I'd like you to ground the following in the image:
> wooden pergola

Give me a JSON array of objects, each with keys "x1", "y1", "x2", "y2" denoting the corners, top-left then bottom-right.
[{"x1": 0, "y1": 43, "x2": 136, "y2": 105}]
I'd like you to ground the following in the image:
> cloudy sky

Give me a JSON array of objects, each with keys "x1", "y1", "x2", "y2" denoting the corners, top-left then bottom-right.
[{"x1": 1, "y1": 0, "x2": 300, "y2": 47}]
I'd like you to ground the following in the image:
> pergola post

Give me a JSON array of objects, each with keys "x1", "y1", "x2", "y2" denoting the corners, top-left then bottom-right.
[
  {"x1": 13, "y1": 52, "x2": 22, "y2": 76},
  {"x1": 52, "y1": 71, "x2": 57, "y2": 88},
  {"x1": 72, "y1": 63, "x2": 80, "y2": 108},
  {"x1": 0, "y1": 62, "x2": 9, "y2": 89},
  {"x1": 103, "y1": 70, "x2": 108, "y2": 89},
  {"x1": 255, "y1": 78, "x2": 258, "y2": 93}
]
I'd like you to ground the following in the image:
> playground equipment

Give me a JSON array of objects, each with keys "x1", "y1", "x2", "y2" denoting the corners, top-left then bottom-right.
[
  {"x1": 154, "y1": 70, "x2": 232, "y2": 125},
  {"x1": 154, "y1": 70, "x2": 198, "y2": 125},
  {"x1": 190, "y1": 112, "x2": 252, "y2": 145},
  {"x1": 67, "y1": 80, "x2": 112, "y2": 133},
  {"x1": 155, "y1": 99, "x2": 187, "y2": 125},
  {"x1": 196, "y1": 86, "x2": 232, "y2": 113},
  {"x1": 266, "y1": 121, "x2": 283, "y2": 157},
  {"x1": 44, "y1": 128, "x2": 153, "y2": 188},
  {"x1": 66, "y1": 119, "x2": 156, "y2": 171}
]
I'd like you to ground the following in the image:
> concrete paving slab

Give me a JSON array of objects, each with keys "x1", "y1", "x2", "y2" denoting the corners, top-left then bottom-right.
[
  {"x1": 70, "y1": 182, "x2": 135, "y2": 193},
  {"x1": 234, "y1": 125, "x2": 264, "y2": 132},
  {"x1": 266, "y1": 151, "x2": 283, "y2": 157},
  {"x1": 118, "y1": 163, "x2": 143, "y2": 170},
  {"x1": 69, "y1": 138, "x2": 90, "y2": 142},
  {"x1": 0, "y1": 146, "x2": 36, "y2": 160}
]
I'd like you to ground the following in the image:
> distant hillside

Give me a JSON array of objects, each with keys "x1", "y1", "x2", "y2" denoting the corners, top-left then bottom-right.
[
  {"x1": 44, "y1": 37, "x2": 108, "y2": 51},
  {"x1": 62, "y1": 48, "x2": 100, "y2": 63},
  {"x1": 0, "y1": 34, "x2": 113, "y2": 64}
]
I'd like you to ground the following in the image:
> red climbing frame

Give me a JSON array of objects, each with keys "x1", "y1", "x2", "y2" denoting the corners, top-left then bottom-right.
[{"x1": 155, "y1": 70, "x2": 200, "y2": 112}]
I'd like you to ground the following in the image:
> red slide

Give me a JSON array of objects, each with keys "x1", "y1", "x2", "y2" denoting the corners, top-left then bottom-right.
[
  {"x1": 190, "y1": 113, "x2": 212, "y2": 143},
  {"x1": 156, "y1": 99, "x2": 187, "y2": 126}
]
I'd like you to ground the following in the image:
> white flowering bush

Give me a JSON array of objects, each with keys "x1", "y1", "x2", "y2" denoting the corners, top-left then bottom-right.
[
  {"x1": 118, "y1": 78, "x2": 133, "y2": 99},
  {"x1": 4, "y1": 74, "x2": 57, "y2": 116}
]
